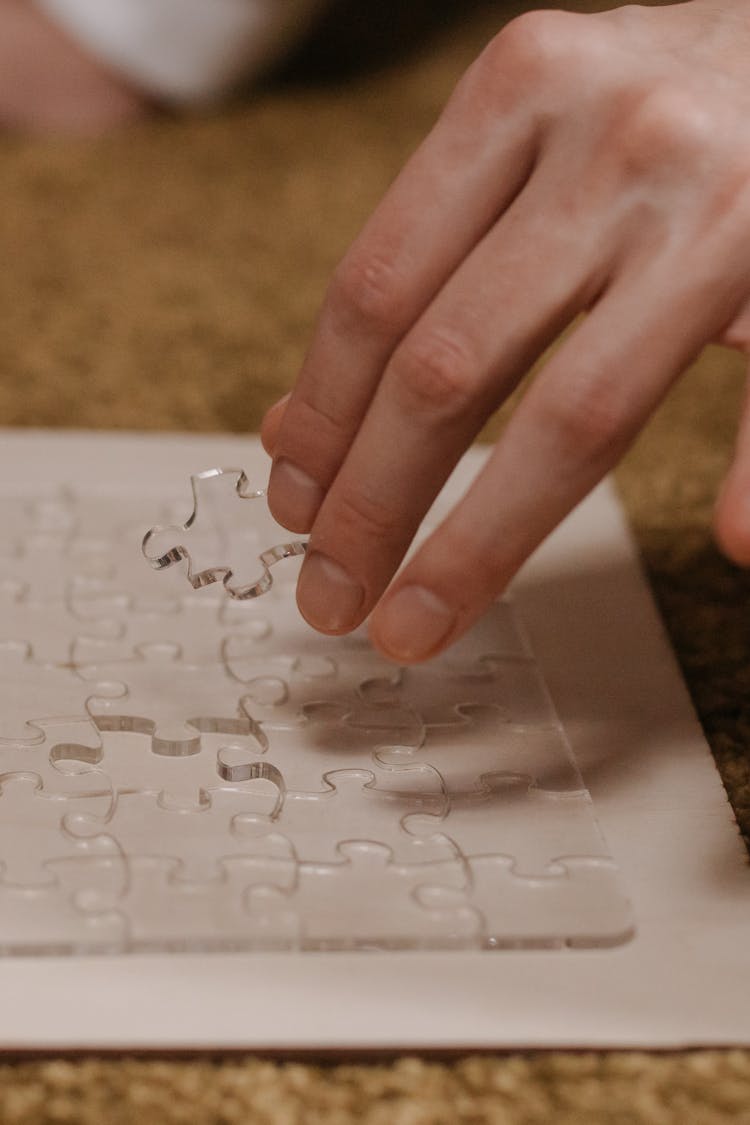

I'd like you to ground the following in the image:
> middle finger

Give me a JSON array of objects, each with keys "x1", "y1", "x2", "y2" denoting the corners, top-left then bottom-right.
[{"x1": 295, "y1": 176, "x2": 613, "y2": 633}]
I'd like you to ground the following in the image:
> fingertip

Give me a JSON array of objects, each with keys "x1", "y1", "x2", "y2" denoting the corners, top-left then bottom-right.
[
  {"x1": 296, "y1": 551, "x2": 365, "y2": 634},
  {"x1": 713, "y1": 476, "x2": 750, "y2": 567},
  {"x1": 267, "y1": 458, "x2": 324, "y2": 533},
  {"x1": 369, "y1": 584, "x2": 457, "y2": 664}
]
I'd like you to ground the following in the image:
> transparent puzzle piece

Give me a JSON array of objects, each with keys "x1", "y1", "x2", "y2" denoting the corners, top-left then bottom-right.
[
  {"x1": 360, "y1": 652, "x2": 557, "y2": 728},
  {"x1": 236, "y1": 767, "x2": 456, "y2": 866},
  {"x1": 375, "y1": 705, "x2": 585, "y2": 796},
  {"x1": 0, "y1": 483, "x2": 634, "y2": 955},
  {"x1": 0, "y1": 581, "x2": 124, "y2": 667},
  {"x1": 0, "y1": 644, "x2": 92, "y2": 746},
  {"x1": 69, "y1": 788, "x2": 294, "y2": 882},
  {"x1": 72, "y1": 855, "x2": 297, "y2": 953},
  {"x1": 70, "y1": 596, "x2": 230, "y2": 666},
  {"x1": 0, "y1": 774, "x2": 123, "y2": 888},
  {"x1": 404, "y1": 783, "x2": 612, "y2": 877},
  {"x1": 235, "y1": 700, "x2": 425, "y2": 793},
  {"x1": 244, "y1": 842, "x2": 480, "y2": 951},
  {"x1": 142, "y1": 469, "x2": 307, "y2": 599}
]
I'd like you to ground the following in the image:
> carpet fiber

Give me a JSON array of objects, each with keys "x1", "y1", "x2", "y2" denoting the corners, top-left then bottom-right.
[{"x1": 0, "y1": 1, "x2": 749, "y2": 1120}]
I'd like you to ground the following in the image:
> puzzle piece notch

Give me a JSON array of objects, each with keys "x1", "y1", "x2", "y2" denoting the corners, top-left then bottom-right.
[{"x1": 142, "y1": 468, "x2": 308, "y2": 600}]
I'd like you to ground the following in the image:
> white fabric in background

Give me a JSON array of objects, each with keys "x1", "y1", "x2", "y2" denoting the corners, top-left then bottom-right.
[{"x1": 34, "y1": 0, "x2": 327, "y2": 105}]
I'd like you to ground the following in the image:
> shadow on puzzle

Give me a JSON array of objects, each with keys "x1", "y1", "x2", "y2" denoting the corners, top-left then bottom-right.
[{"x1": 0, "y1": 474, "x2": 634, "y2": 954}]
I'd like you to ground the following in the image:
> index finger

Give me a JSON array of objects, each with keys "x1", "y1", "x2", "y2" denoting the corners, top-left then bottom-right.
[{"x1": 265, "y1": 32, "x2": 541, "y2": 532}]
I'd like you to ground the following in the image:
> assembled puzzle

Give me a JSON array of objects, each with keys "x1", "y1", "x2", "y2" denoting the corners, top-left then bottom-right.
[{"x1": 0, "y1": 472, "x2": 633, "y2": 954}]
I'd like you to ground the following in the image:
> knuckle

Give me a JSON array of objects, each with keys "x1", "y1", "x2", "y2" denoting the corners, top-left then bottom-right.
[
  {"x1": 275, "y1": 394, "x2": 347, "y2": 474},
  {"x1": 329, "y1": 247, "x2": 406, "y2": 337},
  {"x1": 391, "y1": 330, "x2": 481, "y2": 420},
  {"x1": 478, "y1": 9, "x2": 585, "y2": 84},
  {"x1": 539, "y1": 376, "x2": 625, "y2": 460},
  {"x1": 453, "y1": 9, "x2": 603, "y2": 124},
  {"x1": 619, "y1": 82, "x2": 713, "y2": 173},
  {"x1": 331, "y1": 486, "x2": 401, "y2": 544},
  {"x1": 491, "y1": 10, "x2": 576, "y2": 69}
]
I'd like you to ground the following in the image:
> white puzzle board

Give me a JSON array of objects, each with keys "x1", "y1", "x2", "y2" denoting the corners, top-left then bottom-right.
[{"x1": 0, "y1": 428, "x2": 747, "y2": 1050}]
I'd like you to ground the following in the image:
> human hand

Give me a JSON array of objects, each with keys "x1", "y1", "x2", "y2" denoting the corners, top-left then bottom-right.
[
  {"x1": 0, "y1": 0, "x2": 145, "y2": 134},
  {"x1": 263, "y1": 1, "x2": 750, "y2": 662}
]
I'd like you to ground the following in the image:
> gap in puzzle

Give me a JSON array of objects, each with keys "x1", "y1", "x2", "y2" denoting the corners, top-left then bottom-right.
[{"x1": 0, "y1": 478, "x2": 634, "y2": 954}]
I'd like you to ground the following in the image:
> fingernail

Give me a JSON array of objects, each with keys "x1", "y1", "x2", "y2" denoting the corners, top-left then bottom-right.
[
  {"x1": 261, "y1": 393, "x2": 292, "y2": 455},
  {"x1": 374, "y1": 585, "x2": 456, "y2": 661},
  {"x1": 297, "y1": 552, "x2": 364, "y2": 632},
  {"x1": 269, "y1": 458, "x2": 325, "y2": 532}
]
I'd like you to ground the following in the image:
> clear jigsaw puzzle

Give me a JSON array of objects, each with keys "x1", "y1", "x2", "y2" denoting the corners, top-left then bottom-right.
[{"x1": 0, "y1": 473, "x2": 634, "y2": 954}]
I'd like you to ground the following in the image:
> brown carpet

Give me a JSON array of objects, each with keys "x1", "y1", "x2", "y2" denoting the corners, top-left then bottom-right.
[{"x1": 1, "y1": 1, "x2": 749, "y2": 1120}]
